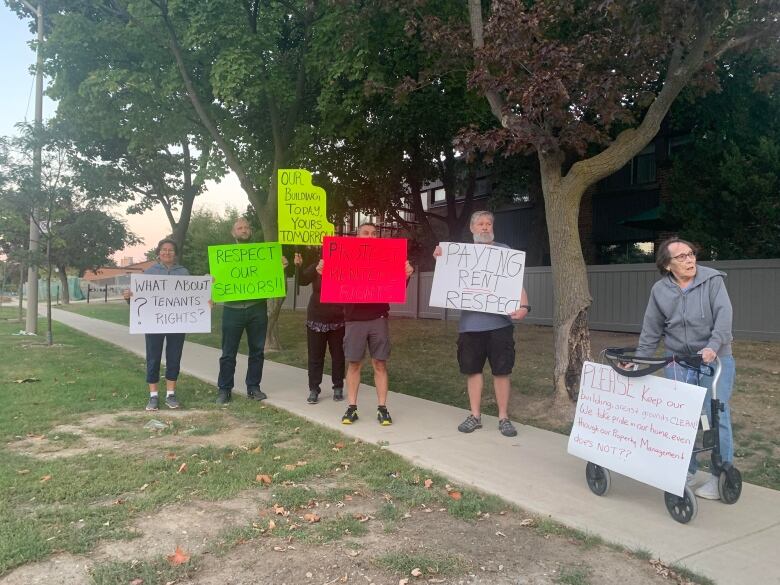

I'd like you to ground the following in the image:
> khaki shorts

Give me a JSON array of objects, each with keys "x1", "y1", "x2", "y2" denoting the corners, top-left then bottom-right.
[{"x1": 343, "y1": 317, "x2": 390, "y2": 362}]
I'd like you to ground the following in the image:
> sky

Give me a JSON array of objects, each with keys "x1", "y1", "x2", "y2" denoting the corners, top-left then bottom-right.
[{"x1": 0, "y1": 6, "x2": 248, "y2": 265}]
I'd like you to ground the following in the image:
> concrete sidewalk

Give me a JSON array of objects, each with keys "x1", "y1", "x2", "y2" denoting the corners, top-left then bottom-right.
[{"x1": 41, "y1": 307, "x2": 780, "y2": 585}]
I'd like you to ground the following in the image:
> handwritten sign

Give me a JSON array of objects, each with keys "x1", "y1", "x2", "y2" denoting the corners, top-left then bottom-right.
[
  {"x1": 320, "y1": 236, "x2": 407, "y2": 303},
  {"x1": 278, "y1": 169, "x2": 335, "y2": 245},
  {"x1": 429, "y1": 242, "x2": 525, "y2": 315},
  {"x1": 208, "y1": 243, "x2": 286, "y2": 302},
  {"x1": 567, "y1": 361, "x2": 706, "y2": 496},
  {"x1": 129, "y1": 274, "x2": 212, "y2": 334}
]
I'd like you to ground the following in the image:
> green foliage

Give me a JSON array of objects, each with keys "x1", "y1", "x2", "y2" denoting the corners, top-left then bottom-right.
[
  {"x1": 181, "y1": 207, "x2": 241, "y2": 275},
  {"x1": 666, "y1": 53, "x2": 780, "y2": 259}
]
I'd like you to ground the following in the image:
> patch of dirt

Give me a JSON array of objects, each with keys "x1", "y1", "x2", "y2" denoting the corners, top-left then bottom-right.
[
  {"x1": 0, "y1": 492, "x2": 678, "y2": 585},
  {"x1": 6, "y1": 410, "x2": 261, "y2": 460}
]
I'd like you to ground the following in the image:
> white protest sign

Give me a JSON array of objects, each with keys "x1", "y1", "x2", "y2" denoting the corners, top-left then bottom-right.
[
  {"x1": 567, "y1": 361, "x2": 706, "y2": 497},
  {"x1": 129, "y1": 274, "x2": 212, "y2": 334},
  {"x1": 429, "y1": 242, "x2": 526, "y2": 315}
]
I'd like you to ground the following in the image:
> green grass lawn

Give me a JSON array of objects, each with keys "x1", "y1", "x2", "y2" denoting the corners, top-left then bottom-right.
[{"x1": 0, "y1": 316, "x2": 506, "y2": 577}]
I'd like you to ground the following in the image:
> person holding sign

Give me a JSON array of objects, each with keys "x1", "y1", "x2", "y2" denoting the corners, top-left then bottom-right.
[
  {"x1": 434, "y1": 211, "x2": 529, "y2": 437},
  {"x1": 123, "y1": 239, "x2": 191, "y2": 411},
  {"x1": 318, "y1": 223, "x2": 414, "y2": 426},
  {"x1": 294, "y1": 252, "x2": 345, "y2": 404},
  {"x1": 636, "y1": 238, "x2": 736, "y2": 500},
  {"x1": 215, "y1": 218, "x2": 288, "y2": 405}
]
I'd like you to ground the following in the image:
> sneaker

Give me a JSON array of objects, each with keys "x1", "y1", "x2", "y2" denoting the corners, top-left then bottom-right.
[
  {"x1": 332, "y1": 387, "x2": 344, "y2": 401},
  {"x1": 307, "y1": 389, "x2": 319, "y2": 404},
  {"x1": 458, "y1": 414, "x2": 482, "y2": 433},
  {"x1": 216, "y1": 389, "x2": 232, "y2": 405},
  {"x1": 145, "y1": 395, "x2": 159, "y2": 411},
  {"x1": 377, "y1": 406, "x2": 393, "y2": 426},
  {"x1": 498, "y1": 418, "x2": 517, "y2": 437},
  {"x1": 341, "y1": 406, "x2": 359, "y2": 425},
  {"x1": 165, "y1": 394, "x2": 180, "y2": 409},
  {"x1": 686, "y1": 472, "x2": 698, "y2": 488},
  {"x1": 248, "y1": 388, "x2": 267, "y2": 401},
  {"x1": 694, "y1": 476, "x2": 720, "y2": 500}
]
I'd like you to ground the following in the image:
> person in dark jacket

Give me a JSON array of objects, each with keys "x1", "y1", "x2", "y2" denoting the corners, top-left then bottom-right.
[
  {"x1": 637, "y1": 237, "x2": 736, "y2": 500},
  {"x1": 123, "y1": 238, "x2": 189, "y2": 411},
  {"x1": 294, "y1": 251, "x2": 345, "y2": 404},
  {"x1": 317, "y1": 223, "x2": 413, "y2": 426}
]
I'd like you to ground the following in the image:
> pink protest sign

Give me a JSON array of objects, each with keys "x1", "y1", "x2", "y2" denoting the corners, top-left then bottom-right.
[{"x1": 320, "y1": 236, "x2": 408, "y2": 303}]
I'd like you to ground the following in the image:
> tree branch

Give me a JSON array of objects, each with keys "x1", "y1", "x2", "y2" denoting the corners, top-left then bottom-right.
[{"x1": 467, "y1": 0, "x2": 509, "y2": 126}]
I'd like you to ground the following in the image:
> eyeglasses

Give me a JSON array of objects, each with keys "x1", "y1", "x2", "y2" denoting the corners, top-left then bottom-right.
[{"x1": 671, "y1": 251, "x2": 696, "y2": 262}]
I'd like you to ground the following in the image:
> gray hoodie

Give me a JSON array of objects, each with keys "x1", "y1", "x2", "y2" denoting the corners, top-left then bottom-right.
[{"x1": 637, "y1": 265, "x2": 733, "y2": 358}]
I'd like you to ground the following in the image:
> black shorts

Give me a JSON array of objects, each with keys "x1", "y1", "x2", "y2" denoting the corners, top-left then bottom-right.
[{"x1": 457, "y1": 326, "x2": 515, "y2": 376}]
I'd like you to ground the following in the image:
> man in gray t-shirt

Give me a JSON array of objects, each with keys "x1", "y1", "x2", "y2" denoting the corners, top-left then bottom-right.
[{"x1": 434, "y1": 211, "x2": 529, "y2": 437}]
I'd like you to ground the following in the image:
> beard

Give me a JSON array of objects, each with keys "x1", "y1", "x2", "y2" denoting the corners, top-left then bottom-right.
[{"x1": 473, "y1": 232, "x2": 494, "y2": 244}]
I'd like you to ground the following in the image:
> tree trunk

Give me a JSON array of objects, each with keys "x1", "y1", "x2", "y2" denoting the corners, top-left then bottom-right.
[
  {"x1": 539, "y1": 152, "x2": 592, "y2": 405},
  {"x1": 18, "y1": 264, "x2": 24, "y2": 322},
  {"x1": 58, "y1": 267, "x2": 70, "y2": 304}
]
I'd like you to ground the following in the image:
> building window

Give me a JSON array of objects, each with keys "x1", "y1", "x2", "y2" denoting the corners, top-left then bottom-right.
[
  {"x1": 420, "y1": 192, "x2": 429, "y2": 211},
  {"x1": 432, "y1": 187, "x2": 446, "y2": 204},
  {"x1": 633, "y1": 143, "x2": 656, "y2": 184}
]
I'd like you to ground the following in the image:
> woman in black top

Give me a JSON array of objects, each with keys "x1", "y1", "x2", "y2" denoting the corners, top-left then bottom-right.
[{"x1": 294, "y1": 252, "x2": 345, "y2": 403}]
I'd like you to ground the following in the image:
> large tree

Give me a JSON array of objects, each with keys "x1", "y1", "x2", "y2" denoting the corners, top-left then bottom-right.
[{"x1": 461, "y1": 0, "x2": 779, "y2": 404}]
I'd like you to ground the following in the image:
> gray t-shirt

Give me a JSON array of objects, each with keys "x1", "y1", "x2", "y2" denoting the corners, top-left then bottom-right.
[{"x1": 458, "y1": 242, "x2": 515, "y2": 333}]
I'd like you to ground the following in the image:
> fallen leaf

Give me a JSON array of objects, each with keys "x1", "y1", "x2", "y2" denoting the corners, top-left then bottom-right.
[
  {"x1": 303, "y1": 513, "x2": 320, "y2": 523},
  {"x1": 273, "y1": 455, "x2": 281, "y2": 461},
  {"x1": 251, "y1": 445, "x2": 263, "y2": 453},
  {"x1": 495, "y1": 531, "x2": 506, "y2": 537},
  {"x1": 273, "y1": 504, "x2": 286, "y2": 515},
  {"x1": 16, "y1": 469, "x2": 30, "y2": 475},
  {"x1": 283, "y1": 464, "x2": 297, "y2": 471},
  {"x1": 166, "y1": 546, "x2": 190, "y2": 566},
  {"x1": 423, "y1": 479, "x2": 433, "y2": 489},
  {"x1": 40, "y1": 475, "x2": 52, "y2": 483},
  {"x1": 139, "y1": 483, "x2": 149, "y2": 491},
  {"x1": 334, "y1": 442, "x2": 345, "y2": 449},
  {"x1": 268, "y1": 519, "x2": 276, "y2": 530},
  {"x1": 177, "y1": 463, "x2": 188, "y2": 474},
  {"x1": 130, "y1": 579, "x2": 144, "y2": 585},
  {"x1": 296, "y1": 460, "x2": 307, "y2": 466},
  {"x1": 344, "y1": 495, "x2": 353, "y2": 501},
  {"x1": 346, "y1": 549, "x2": 360, "y2": 557},
  {"x1": 256, "y1": 474, "x2": 272, "y2": 485},
  {"x1": 519, "y1": 518, "x2": 536, "y2": 527},
  {"x1": 411, "y1": 567, "x2": 422, "y2": 577},
  {"x1": 353, "y1": 513, "x2": 374, "y2": 523},
  {"x1": 448, "y1": 490, "x2": 462, "y2": 501},
  {"x1": 15, "y1": 378, "x2": 40, "y2": 383},
  {"x1": 165, "y1": 453, "x2": 178, "y2": 460},
  {"x1": 272, "y1": 546, "x2": 286, "y2": 552},
  {"x1": 399, "y1": 579, "x2": 410, "y2": 585}
]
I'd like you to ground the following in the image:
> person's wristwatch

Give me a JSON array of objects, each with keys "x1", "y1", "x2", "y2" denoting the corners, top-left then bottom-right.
[{"x1": 518, "y1": 304, "x2": 531, "y2": 313}]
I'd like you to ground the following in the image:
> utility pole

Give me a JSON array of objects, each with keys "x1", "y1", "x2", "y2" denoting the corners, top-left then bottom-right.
[{"x1": 22, "y1": 0, "x2": 44, "y2": 334}]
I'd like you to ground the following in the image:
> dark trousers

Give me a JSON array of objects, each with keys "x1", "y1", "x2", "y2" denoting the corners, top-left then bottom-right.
[
  {"x1": 145, "y1": 333, "x2": 186, "y2": 384},
  {"x1": 307, "y1": 325, "x2": 345, "y2": 392},
  {"x1": 218, "y1": 303, "x2": 268, "y2": 392}
]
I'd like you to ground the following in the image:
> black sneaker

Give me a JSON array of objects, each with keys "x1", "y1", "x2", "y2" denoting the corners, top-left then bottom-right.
[
  {"x1": 247, "y1": 387, "x2": 267, "y2": 401},
  {"x1": 145, "y1": 395, "x2": 159, "y2": 411},
  {"x1": 458, "y1": 414, "x2": 482, "y2": 433},
  {"x1": 341, "y1": 405, "x2": 358, "y2": 425},
  {"x1": 376, "y1": 406, "x2": 393, "y2": 426},
  {"x1": 165, "y1": 394, "x2": 180, "y2": 409},
  {"x1": 332, "y1": 387, "x2": 344, "y2": 401},
  {"x1": 307, "y1": 389, "x2": 319, "y2": 404},
  {"x1": 216, "y1": 389, "x2": 232, "y2": 405},
  {"x1": 498, "y1": 418, "x2": 517, "y2": 437}
]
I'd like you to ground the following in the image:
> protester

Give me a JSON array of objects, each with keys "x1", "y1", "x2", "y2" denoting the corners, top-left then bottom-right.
[
  {"x1": 434, "y1": 210, "x2": 529, "y2": 437},
  {"x1": 294, "y1": 251, "x2": 345, "y2": 404},
  {"x1": 123, "y1": 238, "x2": 191, "y2": 411},
  {"x1": 636, "y1": 237, "x2": 736, "y2": 500},
  {"x1": 215, "y1": 218, "x2": 287, "y2": 405},
  {"x1": 317, "y1": 223, "x2": 414, "y2": 425}
]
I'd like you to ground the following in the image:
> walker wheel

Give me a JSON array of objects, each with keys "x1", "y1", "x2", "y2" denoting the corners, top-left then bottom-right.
[
  {"x1": 664, "y1": 486, "x2": 698, "y2": 524},
  {"x1": 585, "y1": 462, "x2": 611, "y2": 496},
  {"x1": 718, "y1": 467, "x2": 742, "y2": 504}
]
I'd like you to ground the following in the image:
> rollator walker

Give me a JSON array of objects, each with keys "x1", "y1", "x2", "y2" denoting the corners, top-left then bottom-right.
[{"x1": 583, "y1": 348, "x2": 742, "y2": 524}]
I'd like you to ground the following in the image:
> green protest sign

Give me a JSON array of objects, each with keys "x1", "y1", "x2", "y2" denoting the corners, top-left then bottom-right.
[
  {"x1": 278, "y1": 169, "x2": 335, "y2": 245},
  {"x1": 208, "y1": 243, "x2": 287, "y2": 302}
]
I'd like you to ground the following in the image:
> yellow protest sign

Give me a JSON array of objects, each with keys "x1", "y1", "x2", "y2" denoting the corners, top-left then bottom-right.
[{"x1": 277, "y1": 169, "x2": 335, "y2": 246}]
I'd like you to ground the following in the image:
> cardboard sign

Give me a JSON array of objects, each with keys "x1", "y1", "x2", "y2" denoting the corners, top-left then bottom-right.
[
  {"x1": 567, "y1": 361, "x2": 706, "y2": 497},
  {"x1": 208, "y1": 243, "x2": 286, "y2": 302},
  {"x1": 277, "y1": 169, "x2": 335, "y2": 245},
  {"x1": 320, "y1": 236, "x2": 407, "y2": 303},
  {"x1": 429, "y1": 242, "x2": 526, "y2": 315},
  {"x1": 129, "y1": 274, "x2": 212, "y2": 334}
]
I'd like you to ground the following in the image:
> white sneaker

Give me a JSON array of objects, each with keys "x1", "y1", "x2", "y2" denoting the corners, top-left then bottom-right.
[
  {"x1": 686, "y1": 472, "x2": 698, "y2": 488},
  {"x1": 694, "y1": 476, "x2": 720, "y2": 500}
]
